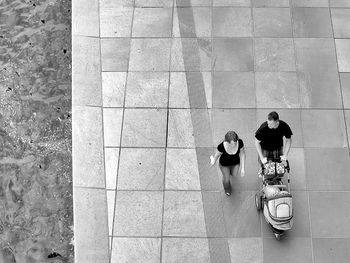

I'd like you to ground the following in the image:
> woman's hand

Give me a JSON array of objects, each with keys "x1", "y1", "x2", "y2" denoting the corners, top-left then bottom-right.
[
  {"x1": 209, "y1": 155, "x2": 215, "y2": 167},
  {"x1": 240, "y1": 169, "x2": 245, "y2": 177}
]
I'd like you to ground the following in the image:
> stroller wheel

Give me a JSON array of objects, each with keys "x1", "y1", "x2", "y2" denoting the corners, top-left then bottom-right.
[{"x1": 255, "y1": 192, "x2": 262, "y2": 211}]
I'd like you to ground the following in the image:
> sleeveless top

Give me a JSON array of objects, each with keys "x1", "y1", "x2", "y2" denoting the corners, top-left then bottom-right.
[{"x1": 217, "y1": 139, "x2": 244, "y2": 166}]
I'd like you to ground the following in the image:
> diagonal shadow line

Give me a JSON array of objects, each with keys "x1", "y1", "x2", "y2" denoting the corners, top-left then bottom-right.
[{"x1": 175, "y1": 2, "x2": 231, "y2": 263}]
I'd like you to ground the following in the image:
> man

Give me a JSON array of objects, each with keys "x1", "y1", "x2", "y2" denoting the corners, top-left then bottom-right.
[{"x1": 255, "y1": 111, "x2": 292, "y2": 165}]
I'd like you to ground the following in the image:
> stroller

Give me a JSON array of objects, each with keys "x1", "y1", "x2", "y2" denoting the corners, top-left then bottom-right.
[{"x1": 255, "y1": 158, "x2": 293, "y2": 239}]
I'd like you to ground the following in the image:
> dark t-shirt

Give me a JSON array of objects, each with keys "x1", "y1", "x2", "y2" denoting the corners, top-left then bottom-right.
[
  {"x1": 255, "y1": 120, "x2": 292, "y2": 151},
  {"x1": 217, "y1": 139, "x2": 244, "y2": 166}
]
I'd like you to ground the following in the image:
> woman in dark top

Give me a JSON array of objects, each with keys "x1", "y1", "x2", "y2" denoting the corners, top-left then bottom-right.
[{"x1": 210, "y1": 131, "x2": 246, "y2": 196}]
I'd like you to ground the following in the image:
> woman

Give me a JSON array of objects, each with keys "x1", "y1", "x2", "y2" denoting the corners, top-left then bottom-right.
[{"x1": 210, "y1": 131, "x2": 246, "y2": 196}]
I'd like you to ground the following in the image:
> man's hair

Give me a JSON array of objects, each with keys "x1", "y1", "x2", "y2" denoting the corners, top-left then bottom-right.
[
  {"x1": 224, "y1": 131, "x2": 238, "y2": 142},
  {"x1": 267, "y1": 111, "x2": 279, "y2": 121}
]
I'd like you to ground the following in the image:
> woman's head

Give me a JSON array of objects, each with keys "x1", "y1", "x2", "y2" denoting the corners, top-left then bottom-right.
[{"x1": 224, "y1": 131, "x2": 238, "y2": 144}]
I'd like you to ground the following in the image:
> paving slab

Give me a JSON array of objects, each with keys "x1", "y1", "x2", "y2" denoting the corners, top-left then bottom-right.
[
  {"x1": 125, "y1": 72, "x2": 169, "y2": 108},
  {"x1": 252, "y1": 0, "x2": 289, "y2": 7},
  {"x1": 298, "y1": 71, "x2": 342, "y2": 108},
  {"x1": 331, "y1": 9, "x2": 350, "y2": 38},
  {"x1": 111, "y1": 237, "x2": 161, "y2": 263},
  {"x1": 212, "y1": 109, "x2": 257, "y2": 147},
  {"x1": 169, "y1": 72, "x2": 211, "y2": 108},
  {"x1": 254, "y1": 38, "x2": 295, "y2": 72},
  {"x1": 340, "y1": 73, "x2": 350, "y2": 109},
  {"x1": 228, "y1": 238, "x2": 263, "y2": 263},
  {"x1": 263, "y1": 237, "x2": 313, "y2": 263},
  {"x1": 212, "y1": 8, "x2": 252, "y2": 37},
  {"x1": 162, "y1": 238, "x2": 210, "y2": 263},
  {"x1": 295, "y1": 39, "x2": 342, "y2": 108},
  {"x1": 165, "y1": 148, "x2": 201, "y2": 190},
  {"x1": 129, "y1": 39, "x2": 171, "y2": 71},
  {"x1": 113, "y1": 191, "x2": 163, "y2": 236},
  {"x1": 132, "y1": 8, "x2": 172, "y2": 37},
  {"x1": 201, "y1": 192, "x2": 227, "y2": 237},
  {"x1": 135, "y1": 0, "x2": 173, "y2": 7},
  {"x1": 213, "y1": 0, "x2": 251, "y2": 6},
  {"x1": 292, "y1": 8, "x2": 333, "y2": 37},
  {"x1": 212, "y1": 38, "x2": 253, "y2": 71},
  {"x1": 253, "y1": 8, "x2": 292, "y2": 37},
  {"x1": 167, "y1": 109, "x2": 195, "y2": 147},
  {"x1": 171, "y1": 38, "x2": 212, "y2": 71},
  {"x1": 262, "y1": 191, "x2": 311, "y2": 238},
  {"x1": 73, "y1": 0, "x2": 99, "y2": 36},
  {"x1": 104, "y1": 148, "x2": 119, "y2": 189},
  {"x1": 175, "y1": 0, "x2": 212, "y2": 7},
  {"x1": 309, "y1": 192, "x2": 350, "y2": 237},
  {"x1": 213, "y1": 72, "x2": 255, "y2": 108},
  {"x1": 313, "y1": 238, "x2": 350, "y2": 263},
  {"x1": 100, "y1": 0, "x2": 134, "y2": 8},
  {"x1": 101, "y1": 38, "x2": 130, "y2": 71},
  {"x1": 335, "y1": 39, "x2": 350, "y2": 72},
  {"x1": 291, "y1": 0, "x2": 329, "y2": 7},
  {"x1": 117, "y1": 148, "x2": 165, "y2": 190},
  {"x1": 100, "y1": 8, "x2": 133, "y2": 37},
  {"x1": 255, "y1": 72, "x2": 299, "y2": 108},
  {"x1": 73, "y1": 106, "x2": 104, "y2": 188},
  {"x1": 121, "y1": 108, "x2": 167, "y2": 147},
  {"x1": 163, "y1": 191, "x2": 207, "y2": 237},
  {"x1": 73, "y1": 36, "x2": 101, "y2": 106},
  {"x1": 208, "y1": 238, "x2": 231, "y2": 263},
  {"x1": 305, "y1": 148, "x2": 350, "y2": 190},
  {"x1": 330, "y1": 0, "x2": 350, "y2": 7},
  {"x1": 222, "y1": 191, "x2": 261, "y2": 237},
  {"x1": 103, "y1": 108, "x2": 123, "y2": 147},
  {"x1": 197, "y1": 148, "x2": 223, "y2": 191},
  {"x1": 106, "y1": 190, "x2": 116, "y2": 236},
  {"x1": 286, "y1": 148, "x2": 307, "y2": 190},
  {"x1": 173, "y1": 7, "x2": 211, "y2": 37},
  {"x1": 256, "y1": 109, "x2": 304, "y2": 148},
  {"x1": 301, "y1": 110, "x2": 347, "y2": 148},
  {"x1": 102, "y1": 72, "x2": 126, "y2": 107},
  {"x1": 74, "y1": 188, "x2": 109, "y2": 263}
]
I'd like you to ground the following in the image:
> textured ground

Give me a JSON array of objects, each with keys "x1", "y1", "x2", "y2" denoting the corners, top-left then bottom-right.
[{"x1": 0, "y1": 0, "x2": 73, "y2": 262}]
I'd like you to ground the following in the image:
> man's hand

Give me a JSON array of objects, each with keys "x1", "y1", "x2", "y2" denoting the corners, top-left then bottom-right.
[
  {"x1": 261, "y1": 157, "x2": 268, "y2": 164},
  {"x1": 209, "y1": 155, "x2": 215, "y2": 167},
  {"x1": 280, "y1": 155, "x2": 288, "y2": 161}
]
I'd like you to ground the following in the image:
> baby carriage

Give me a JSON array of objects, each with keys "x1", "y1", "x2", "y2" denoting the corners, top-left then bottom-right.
[{"x1": 255, "y1": 158, "x2": 293, "y2": 239}]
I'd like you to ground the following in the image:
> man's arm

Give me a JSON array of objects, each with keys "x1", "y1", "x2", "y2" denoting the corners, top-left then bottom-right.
[
  {"x1": 255, "y1": 138, "x2": 265, "y2": 162},
  {"x1": 282, "y1": 137, "x2": 292, "y2": 159}
]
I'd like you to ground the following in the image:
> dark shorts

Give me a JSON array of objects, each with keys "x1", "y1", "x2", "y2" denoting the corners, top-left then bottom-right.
[{"x1": 258, "y1": 147, "x2": 283, "y2": 166}]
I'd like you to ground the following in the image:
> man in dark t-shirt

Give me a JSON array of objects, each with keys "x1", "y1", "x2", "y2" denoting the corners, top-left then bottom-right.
[{"x1": 255, "y1": 111, "x2": 293, "y2": 164}]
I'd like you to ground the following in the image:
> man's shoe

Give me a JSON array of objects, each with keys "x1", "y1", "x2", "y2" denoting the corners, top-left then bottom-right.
[{"x1": 226, "y1": 192, "x2": 231, "y2": 196}]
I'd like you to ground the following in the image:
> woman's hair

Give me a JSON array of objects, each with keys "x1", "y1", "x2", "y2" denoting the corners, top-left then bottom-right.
[{"x1": 224, "y1": 131, "x2": 238, "y2": 142}]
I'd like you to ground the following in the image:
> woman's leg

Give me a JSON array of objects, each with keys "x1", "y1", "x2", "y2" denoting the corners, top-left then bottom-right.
[
  {"x1": 230, "y1": 164, "x2": 240, "y2": 177},
  {"x1": 219, "y1": 164, "x2": 232, "y2": 194}
]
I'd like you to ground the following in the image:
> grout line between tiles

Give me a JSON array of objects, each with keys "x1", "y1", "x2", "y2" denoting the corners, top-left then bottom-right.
[
  {"x1": 328, "y1": 0, "x2": 350, "y2": 153},
  {"x1": 108, "y1": 1, "x2": 136, "y2": 261},
  {"x1": 159, "y1": 1, "x2": 175, "y2": 262}
]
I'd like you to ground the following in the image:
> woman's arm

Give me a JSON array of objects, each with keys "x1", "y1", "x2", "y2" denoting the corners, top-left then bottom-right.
[
  {"x1": 210, "y1": 150, "x2": 222, "y2": 167},
  {"x1": 239, "y1": 147, "x2": 246, "y2": 176}
]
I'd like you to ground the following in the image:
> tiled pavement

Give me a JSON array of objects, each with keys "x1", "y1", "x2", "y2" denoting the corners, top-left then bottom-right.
[{"x1": 73, "y1": 0, "x2": 350, "y2": 262}]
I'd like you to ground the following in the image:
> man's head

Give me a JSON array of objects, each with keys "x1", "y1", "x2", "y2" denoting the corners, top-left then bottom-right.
[
  {"x1": 267, "y1": 111, "x2": 279, "y2": 129},
  {"x1": 224, "y1": 131, "x2": 238, "y2": 144}
]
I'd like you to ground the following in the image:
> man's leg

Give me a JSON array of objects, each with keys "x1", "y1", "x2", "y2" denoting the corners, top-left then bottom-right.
[{"x1": 219, "y1": 164, "x2": 232, "y2": 194}]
